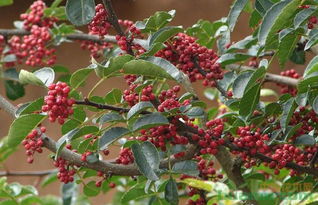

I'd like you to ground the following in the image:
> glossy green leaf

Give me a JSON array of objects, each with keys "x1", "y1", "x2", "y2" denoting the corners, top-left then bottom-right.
[
  {"x1": 172, "y1": 160, "x2": 199, "y2": 176},
  {"x1": 104, "y1": 89, "x2": 122, "y2": 105},
  {"x1": 70, "y1": 68, "x2": 93, "y2": 89},
  {"x1": 165, "y1": 178, "x2": 179, "y2": 205},
  {"x1": 258, "y1": 0, "x2": 301, "y2": 48},
  {"x1": 99, "y1": 127, "x2": 130, "y2": 150},
  {"x1": 65, "y1": 0, "x2": 95, "y2": 26},
  {"x1": 278, "y1": 32, "x2": 298, "y2": 67},
  {"x1": 233, "y1": 71, "x2": 253, "y2": 98},
  {"x1": 15, "y1": 97, "x2": 44, "y2": 118},
  {"x1": 239, "y1": 84, "x2": 260, "y2": 118},
  {"x1": 19, "y1": 70, "x2": 44, "y2": 86},
  {"x1": 7, "y1": 114, "x2": 46, "y2": 147},
  {"x1": 33, "y1": 67, "x2": 55, "y2": 87},
  {"x1": 304, "y1": 56, "x2": 318, "y2": 77},
  {"x1": 280, "y1": 98, "x2": 297, "y2": 131},
  {"x1": 184, "y1": 107, "x2": 205, "y2": 118},
  {"x1": 294, "y1": 7, "x2": 317, "y2": 29},
  {"x1": 305, "y1": 32, "x2": 318, "y2": 51},
  {"x1": 127, "y1": 101, "x2": 154, "y2": 119},
  {"x1": 294, "y1": 135, "x2": 316, "y2": 145},
  {"x1": 132, "y1": 113, "x2": 169, "y2": 131},
  {"x1": 218, "y1": 53, "x2": 250, "y2": 66},
  {"x1": 121, "y1": 186, "x2": 153, "y2": 203},
  {"x1": 136, "y1": 10, "x2": 176, "y2": 32},
  {"x1": 149, "y1": 26, "x2": 182, "y2": 46},
  {"x1": 255, "y1": 0, "x2": 273, "y2": 16},
  {"x1": 4, "y1": 80, "x2": 25, "y2": 101},
  {"x1": 98, "y1": 113, "x2": 125, "y2": 124},
  {"x1": 227, "y1": 0, "x2": 249, "y2": 31},
  {"x1": 93, "y1": 55, "x2": 134, "y2": 77},
  {"x1": 131, "y1": 141, "x2": 160, "y2": 181},
  {"x1": 83, "y1": 181, "x2": 100, "y2": 197}
]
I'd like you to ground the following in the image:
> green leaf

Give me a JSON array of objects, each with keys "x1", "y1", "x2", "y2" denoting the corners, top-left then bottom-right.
[
  {"x1": 313, "y1": 96, "x2": 318, "y2": 114},
  {"x1": 258, "y1": 0, "x2": 301, "y2": 48},
  {"x1": 4, "y1": 80, "x2": 25, "y2": 101},
  {"x1": 127, "y1": 102, "x2": 154, "y2": 119},
  {"x1": 304, "y1": 56, "x2": 318, "y2": 77},
  {"x1": 99, "y1": 113, "x2": 125, "y2": 124},
  {"x1": 218, "y1": 53, "x2": 250, "y2": 66},
  {"x1": 204, "y1": 88, "x2": 219, "y2": 101},
  {"x1": 92, "y1": 55, "x2": 134, "y2": 77},
  {"x1": 123, "y1": 57, "x2": 191, "y2": 87},
  {"x1": 298, "y1": 72, "x2": 318, "y2": 93},
  {"x1": 226, "y1": 36, "x2": 257, "y2": 52},
  {"x1": 265, "y1": 102, "x2": 282, "y2": 116},
  {"x1": 19, "y1": 70, "x2": 44, "y2": 86},
  {"x1": 181, "y1": 178, "x2": 213, "y2": 192},
  {"x1": 280, "y1": 98, "x2": 297, "y2": 131},
  {"x1": 149, "y1": 26, "x2": 183, "y2": 46},
  {"x1": 290, "y1": 49, "x2": 305, "y2": 65},
  {"x1": 131, "y1": 141, "x2": 160, "y2": 181},
  {"x1": 104, "y1": 89, "x2": 122, "y2": 105},
  {"x1": 121, "y1": 186, "x2": 153, "y2": 203},
  {"x1": 239, "y1": 84, "x2": 260, "y2": 118},
  {"x1": 99, "y1": 127, "x2": 130, "y2": 150},
  {"x1": 295, "y1": 135, "x2": 316, "y2": 145},
  {"x1": 0, "y1": 0, "x2": 13, "y2": 6},
  {"x1": 172, "y1": 160, "x2": 199, "y2": 176},
  {"x1": 284, "y1": 123, "x2": 302, "y2": 141},
  {"x1": 249, "y1": 10, "x2": 262, "y2": 27},
  {"x1": 132, "y1": 113, "x2": 169, "y2": 131},
  {"x1": 278, "y1": 32, "x2": 298, "y2": 67},
  {"x1": 305, "y1": 32, "x2": 318, "y2": 50},
  {"x1": 184, "y1": 107, "x2": 205, "y2": 118},
  {"x1": 15, "y1": 97, "x2": 43, "y2": 117},
  {"x1": 33, "y1": 67, "x2": 55, "y2": 87},
  {"x1": 70, "y1": 68, "x2": 93, "y2": 89},
  {"x1": 41, "y1": 172, "x2": 58, "y2": 188},
  {"x1": 137, "y1": 10, "x2": 176, "y2": 32},
  {"x1": 7, "y1": 114, "x2": 47, "y2": 147},
  {"x1": 165, "y1": 178, "x2": 179, "y2": 205},
  {"x1": 65, "y1": 0, "x2": 95, "y2": 26},
  {"x1": 83, "y1": 181, "x2": 100, "y2": 197},
  {"x1": 233, "y1": 71, "x2": 253, "y2": 98},
  {"x1": 227, "y1": 0, "x2": 249, "y2": 31},
  {"x1": 260, "y1": 88, "x2": 278, "y2": 98},
  {"x1": 294, "y1": 7, "x2": 317, "y2": 29},
  {"x1": 61, "y1": 182, "x2": 76, "y2": 205},
  {"x1": 255, "y1": 0, "x2": 273, "y2": 16}
]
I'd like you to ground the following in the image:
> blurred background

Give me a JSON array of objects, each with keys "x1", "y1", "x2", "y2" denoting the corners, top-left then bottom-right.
[{"x1": 0, "y1": 0, "x2": 301, "y2": 203}]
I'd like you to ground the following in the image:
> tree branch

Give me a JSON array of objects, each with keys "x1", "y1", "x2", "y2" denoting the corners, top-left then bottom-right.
[
  {"x1": 0, "y1": 170, "x2": 56, "y2": 177},
  {"x1": 0, "y1": 28, "x2": 300, "y2": 88},
  {"x1": 102, "y1": 0, "x2": 134, "y2": 55}
]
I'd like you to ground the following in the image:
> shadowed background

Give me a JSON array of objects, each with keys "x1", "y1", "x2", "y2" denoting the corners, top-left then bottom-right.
[{"x1": 0, "y1": 0, "x2": 300, "y2": 203}]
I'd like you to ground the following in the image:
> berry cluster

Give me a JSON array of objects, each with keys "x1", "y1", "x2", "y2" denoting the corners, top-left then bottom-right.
[
  {"x1": 277, "y1": 69, "x2": 300, "y2": 96},
  {"x1": 123, "y1": 84, "x2": 155, "y2": 106},
  {"x1": 196, "y1": 156, "x2": 223, "y2": 180},
  {"x1": 156, "y1": 33, "x2": 223, "y2": 87},
  {"x1": 21, "y1": 126, "x2": 46, "y2": 163},
  {"x1": 197, "y1": 119, "x2": 225, "y2": 155},
  {"x1": 42, "y1": 82, "x2": 75, "y2": 125},
  {"x1": 115, "y1": 148, "x2": 134, "y2": 165},
  {"x1": 88, "y1": 4, "x2": 111, "y2": 37},
  {"x1": 308, "y1": 16, "x2": 318, "y2": 29},
  {"x1": 53, "y1": 157, "x2": 76, "y2": 184},
  {"x1": 20, "y1": 0, "x2": 57, "y2": 30},
  {"x1": 9, "y1": 25, "x2": 56, "y2": 66}
]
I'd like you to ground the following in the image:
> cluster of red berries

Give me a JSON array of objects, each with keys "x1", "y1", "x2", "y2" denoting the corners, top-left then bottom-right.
[
  {"x1": 9, "y1": 25, "x2": 56, "y2": 66},
  {"x1": 248, "y1": 57, "x2": 259, "y2": 68},
  {"x1": 20, "y1": 0, "x2": 57, "y2": 30},
  {"x1": 196, "y1": 156, "x2": 223, "y2": 180},
  {"x1": 123, "y1": 84, "x2": 155, "y2": 106},
  {"x1": 88, "y1": 4, "x2": 111, "y2": 37},
  {"x1": 156, "y1": 33, "x2": 223, "y2": 87},
  {"x1": 95, "y1": 171, "x2": 116, "y2": 188},
  {"x1": 288, "y1": 107, "x2": 316, "y2": 140},
  {"x1": 277, "y1": 69, "x2": 300, "y2": 96},
  {"x1": 80, "y1": 151, "x2": 93, "y2": 162},
  {"x1": 197, "y1": 119, "x2": 224, "y2": 155},
  {"x1": 53, "y1": 157, "x2": 76, "y2": 184},
  {"x1": 42, "y1": 82, "x2": 75, "y2": 125},
  {"x1": 186, "y1": 187, "x2": 206, "y2": 205},
  {"x1": 115, "y1": 148, "x2": 134, "y2": 165},
  {"x1": 308, "y1": 16, "x2": 318, "y2": 29},
  {"x1": 22, "y1": 126, "x2": 46, "y2": 164}
]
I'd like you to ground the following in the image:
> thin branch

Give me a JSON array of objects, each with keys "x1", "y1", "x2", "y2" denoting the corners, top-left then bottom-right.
[
  {"x1": 0, "y1": 28, "x2": 302, "y2": 88},
  {"x1": 0, "y1": 170, "x2": 56, "y2": 177},
  {"x1": 227, "y1": 64, "x2": 299, "y2": 87},
  {"x1": 102, "y1": 0, "x2": 134, "y2": 55},
  {"x1": 0, "y1": 94, "x2": 196, "y2": 177}
]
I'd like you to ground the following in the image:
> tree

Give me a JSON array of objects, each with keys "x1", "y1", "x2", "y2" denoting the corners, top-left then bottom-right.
[{"x1": 1, "y1": 0, "x2": 318, "y2": 204}]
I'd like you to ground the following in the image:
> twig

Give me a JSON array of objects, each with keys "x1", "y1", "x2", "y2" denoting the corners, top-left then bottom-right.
[
  {"x1": 102, "y1": 0, "x2": 134, "y2": 55},
  {"x1": 0, "y1": 169, "x2": 56, "y2": 177}
]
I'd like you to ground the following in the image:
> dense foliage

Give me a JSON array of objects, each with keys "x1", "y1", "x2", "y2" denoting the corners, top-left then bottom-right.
[{"x1": 2, "y1": 0, "x2": 318, "y2": 204}]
